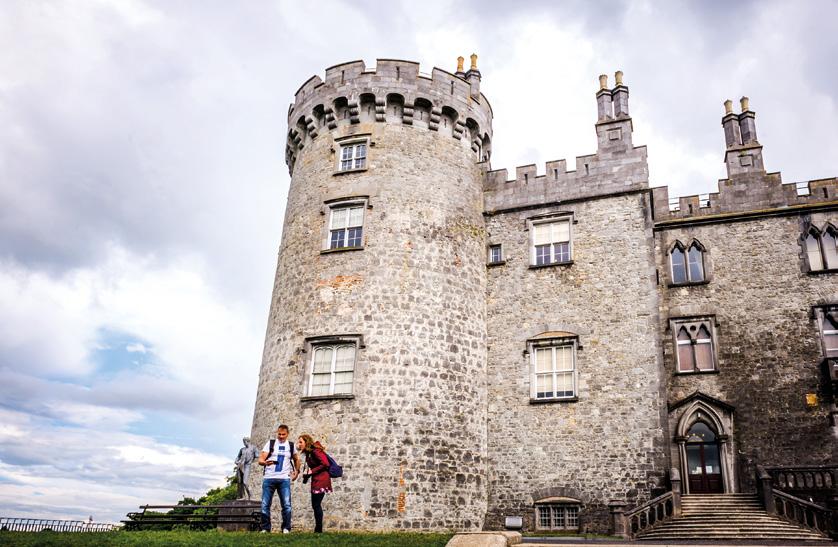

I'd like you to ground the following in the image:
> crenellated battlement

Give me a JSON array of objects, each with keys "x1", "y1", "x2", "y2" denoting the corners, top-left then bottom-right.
[
  {"x1": 652, "y1": 174, "x2": 838, "y2": 223},
  {"x1": 483, "y1": 71, "x2": 648, "y2": 213},
  {"x1": 285, "y1": 57, "x2": 493, "y2": 173}
]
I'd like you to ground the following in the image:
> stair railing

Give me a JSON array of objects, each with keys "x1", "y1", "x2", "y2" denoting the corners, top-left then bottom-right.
[
  {"x1": 612, "y1": 468, "x2": 681, "y2": 539},
  {"x1": 757, "y1": 465, "x2": 834, "y2": 538}
]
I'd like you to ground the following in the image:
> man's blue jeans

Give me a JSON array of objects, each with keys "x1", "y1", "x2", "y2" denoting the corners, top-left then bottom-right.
[{"x1": 260, "y1": 478, "x2": 291, "y2": 532}]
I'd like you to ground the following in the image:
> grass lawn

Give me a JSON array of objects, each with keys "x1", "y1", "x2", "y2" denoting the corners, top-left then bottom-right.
[{"x1": 0, "y1": 530, "x2": 454, "y2": 546}]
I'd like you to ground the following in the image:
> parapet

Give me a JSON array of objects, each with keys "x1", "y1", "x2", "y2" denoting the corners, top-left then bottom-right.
[
  {"x1": 285, "y1": 58, "x2": 494, "y2": 173},
  {"x1": 652, "y1": 174, "x2": 838, "y2": 223}
]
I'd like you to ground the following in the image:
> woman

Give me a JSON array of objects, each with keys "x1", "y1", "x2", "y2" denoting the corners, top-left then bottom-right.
[{"x1": 297, "y1": 434, "x2": 332, "y2": 533}]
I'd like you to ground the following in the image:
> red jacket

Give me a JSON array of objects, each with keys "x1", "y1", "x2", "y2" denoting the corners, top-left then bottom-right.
[{"x1": 306, "y1": 444, "x2": 332, "y2": 493}]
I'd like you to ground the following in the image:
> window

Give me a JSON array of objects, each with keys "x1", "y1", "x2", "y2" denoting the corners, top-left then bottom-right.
[
  {"x1": 531, "y1": 219, "x2": 571, "y2": 266},
  {"x1": 670, "y1": 241, "x2": 705, "y2": 284},
  {"x1": 816, "y1": 307, "x2": 838, "y2": 358},
  {"x1": 673, "y1": 318, "x2": 716, "y2": 373},
  {"x1": 530, "y1": 339, "x2": 576, "y2": 400},
  {"x1": 536, "y1": 504, "x2": 579, "y2": 531},
  {"x1": 338, "y1": 141, "x2": 367, "y2": 171},
  {"x1": 328, "y1": 203, "x2": 364, "y2": 250},
  {"x1": 307, "y1": 343, "x2": 356, "y2": 397},
  {"x1": 805, "y1": 226, "x2": 838, "y2": 272},
  {"x1": 488, "y1": 244, "x2": 503, "y2": 264}
]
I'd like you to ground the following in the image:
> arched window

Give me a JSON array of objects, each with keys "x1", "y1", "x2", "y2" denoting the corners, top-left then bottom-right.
[
  {"x1": 823, "y1": 227, "x2": 838, "y2": 269},
  {"x1": 687, "y1": 243, "x2": 705, "y2": 282},
  {"x1": 806, "y1": 228, "x2": 825, "y2": 271},
  {"x1": 670, "y1": 244, "x2": 687, "y2": 284},
  {"x1": 805, "y1": 225, "x2": 838, "y2": 272},
  {"x1": 674, "y1": 318, "x2": 716, "y2": 373},
  {"x1": 671, "y1": 241, "x2": 705, "y2": 284}
]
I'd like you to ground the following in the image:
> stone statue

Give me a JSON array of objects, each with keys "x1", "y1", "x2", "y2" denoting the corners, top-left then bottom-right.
[{"x1": 235, "y1": 437, "x2": 259, "y2": 499}]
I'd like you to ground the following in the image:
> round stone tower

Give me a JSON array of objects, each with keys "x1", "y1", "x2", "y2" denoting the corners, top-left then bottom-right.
[{"x1": 250, "y1": 57, "x2": 493, "y2": 531}]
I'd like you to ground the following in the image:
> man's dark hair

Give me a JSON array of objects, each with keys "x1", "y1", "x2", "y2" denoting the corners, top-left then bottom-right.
[{"x1": 277, "y1": 424, "x2": 289, "y2": 432}]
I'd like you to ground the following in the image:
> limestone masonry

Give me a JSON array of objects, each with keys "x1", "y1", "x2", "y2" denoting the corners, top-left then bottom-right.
[{"x1": 250, "y1": 56, "x2": 838, "y2": 534}]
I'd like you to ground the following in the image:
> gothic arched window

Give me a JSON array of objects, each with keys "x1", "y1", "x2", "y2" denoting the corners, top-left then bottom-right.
[
  {"x1": 671, "y1": 243, "x2": 687, "y2": 284},
  {"x1": 806, "y1": 225, "x2": 838, "y2": 272},
  {"x1": 673, "y1": 318, "x2": 717, "y2": 373},
  {"x1": 671, "y1": 241, "x2": 705, "y2": 284},
  {"x1": 687, "y1": 243, "x2": 705, "y2": 282}
]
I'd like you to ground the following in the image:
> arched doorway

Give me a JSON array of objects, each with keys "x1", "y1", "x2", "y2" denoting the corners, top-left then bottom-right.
[{"x1": 685, "y1": 422, "x2": 723, "y2": 493}]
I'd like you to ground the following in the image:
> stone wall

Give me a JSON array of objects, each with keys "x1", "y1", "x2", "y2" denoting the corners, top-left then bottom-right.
[
  {"x1": 483, "y1": 190, "x2": 669, "y2": 532},
  {"x1": 656, "y1": 207, "x2": 838, "y2": 492},
  {"x1": 250, "y1": 107, "x2": 490, "y2": 530}
]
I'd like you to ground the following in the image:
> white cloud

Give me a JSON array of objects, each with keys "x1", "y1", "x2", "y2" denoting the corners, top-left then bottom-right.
[
  {"x1": 0, "y1": 0, "x2": 836, "y2": 524},
  {"x1": 125, "y1": 342, "x2": 148, "y2": 353}
]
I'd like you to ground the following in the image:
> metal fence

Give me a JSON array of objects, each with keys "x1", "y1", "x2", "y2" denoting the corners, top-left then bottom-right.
[{"x1": 0, "y1": 517, "x2": 118, "y2": 532}]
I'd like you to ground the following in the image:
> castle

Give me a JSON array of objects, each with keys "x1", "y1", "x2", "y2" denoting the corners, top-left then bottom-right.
[{"x1": 249, "y1": 56, "x2": 838, "y2": 535}]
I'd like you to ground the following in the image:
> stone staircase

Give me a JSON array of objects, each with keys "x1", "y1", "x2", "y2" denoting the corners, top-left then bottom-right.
[{"x1": 636, "y1": 493, "x2": 831, "y2": 541}]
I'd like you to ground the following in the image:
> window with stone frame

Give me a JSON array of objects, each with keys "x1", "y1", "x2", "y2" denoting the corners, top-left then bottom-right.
[
  {"x1": 805, "y1": 225, "x2": 838, "y2": 272},
  {"x1": 815, "y1": 307, "x2": 838, "y2": 359},
  {"x1": 535, "y1": 504, "x2": 580, "y2": 531},
  {"x1": 488, "y1": 244, "x2": 503, "y2": 264},
  {"x1": 307, "y1": 341, "x2": 356, "y2": 397},
  {"x1": 531, "y1": 218, "x2": 572, "y2": 266},
  {"x1": 530, "y1": 338, "x2": 577, "y2": 400},
  {"x1": 670, "y1": 240, "x2": 705, "y2": 284},
  {"x1": 338, "y1": 141, "x2": 367, "y2": 171},
  {"x1": 327, "y1": 202, "x2": 364, "y2": 250},
  {"x1": 673, "y1": 318, "x2": 717, "y2": 373}
]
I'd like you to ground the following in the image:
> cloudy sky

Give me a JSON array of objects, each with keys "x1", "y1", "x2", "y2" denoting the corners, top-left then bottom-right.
[{"x1": 1, "y1": 0, "x2": 836, "y2": 524}]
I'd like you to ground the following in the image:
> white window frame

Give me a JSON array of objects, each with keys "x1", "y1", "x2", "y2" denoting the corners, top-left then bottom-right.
[
  {"x1": 529, "y1": 338, "x2": 577, "y2": 401},
  {"x1": 326, "y1": 200, "x2": 366, "y2": 250},
  {"x1": 305, "y1": 336, "x2": 360, "y2": 398},
  {"x1": 671, "y1": 317, "x2": 717, "y2": 373},
  {"x1": 488, "y1": 244, "x2": 503, "y2": 264},
  {"x1": 528, "y1": 215, "x2": 573, "y2": 267},
  {"x1": 535, "y1": 504, "x2": 580, "y2": 531},
  {"x1": 337, "y1": 140, "x2": 367, "y2": 172}
]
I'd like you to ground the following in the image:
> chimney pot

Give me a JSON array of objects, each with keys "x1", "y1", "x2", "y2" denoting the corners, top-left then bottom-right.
[
  {"x1": 724, "y1": 99, "x2": 733, "y2": 114},
  {"x1": 599, "y1": 74, "x2": 608, "y2": 90},
  {"x1": 615, "y1": 70, "x2": 623, "y2": 86},
  {"x1": 740, "y1": 96, "x2": 750, "y2": 112},
  {"x1": 456, "y1": 56, "x2": 464, "y2": 73},
  {"x1": 470, "y1": 53, "x2": 478, "y2": 71}
]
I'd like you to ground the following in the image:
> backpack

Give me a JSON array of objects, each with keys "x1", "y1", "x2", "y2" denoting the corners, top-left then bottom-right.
[
  {"x1": 324, "y1": 452, "x2": 343, "y2": 478},
  {"x1": 267, "y1": 439, "x2": 295, "y2": 471}
]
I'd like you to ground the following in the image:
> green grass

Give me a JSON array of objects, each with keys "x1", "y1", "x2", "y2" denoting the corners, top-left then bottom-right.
[{"x1": 0, "y1": 530, "x2": 454, "y2": 546}]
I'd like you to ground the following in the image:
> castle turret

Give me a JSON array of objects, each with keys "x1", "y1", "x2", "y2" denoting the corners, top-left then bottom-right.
[
  {"x1": 253, "y1": 59, "x2": 492, "y2": 531},
  {"x1": 723, "y1": 96, "x2": 765, "y2": 177}
]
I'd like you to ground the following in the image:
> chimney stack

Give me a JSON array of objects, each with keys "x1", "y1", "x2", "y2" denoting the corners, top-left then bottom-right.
[
  {"x1": 721, "y1": 99, "x2": 742, "y2": 148},
  {"x1": 596, "y1": 74, "x2": 613, "y2": 121},
  {"x1": 722, "y1": 95, "x2": 765, "y2": 177},
  {"x1": 594, "y1": 70, "x2": 633, "y2": 155},
  {"x1": 612, "y1": 70, "x2": 629, "y2": 117},
  {"x1": 465, "y1": 53, "x2": 481, "y2": 99},
  {"x1": 738, "y1": 96, "x2": 758, "y2": 144}
]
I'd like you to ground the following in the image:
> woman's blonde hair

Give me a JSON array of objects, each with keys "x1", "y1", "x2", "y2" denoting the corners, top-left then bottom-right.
[{"x1": 298, "y1": 434, "x2": 316, "y2": 453}]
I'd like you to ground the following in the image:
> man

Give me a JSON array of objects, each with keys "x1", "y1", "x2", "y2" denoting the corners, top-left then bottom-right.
[
  {"x1": 235, "y1": 437, "x2": 259, "y2": 499},
  {"x1": 258, "y1": 424, "x2": 300, "y2": 533}
]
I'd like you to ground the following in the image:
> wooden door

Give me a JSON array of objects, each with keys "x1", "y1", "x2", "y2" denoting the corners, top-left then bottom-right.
[{"x1": 686, "y1": 422, "x2": 723, "y2": 493}]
